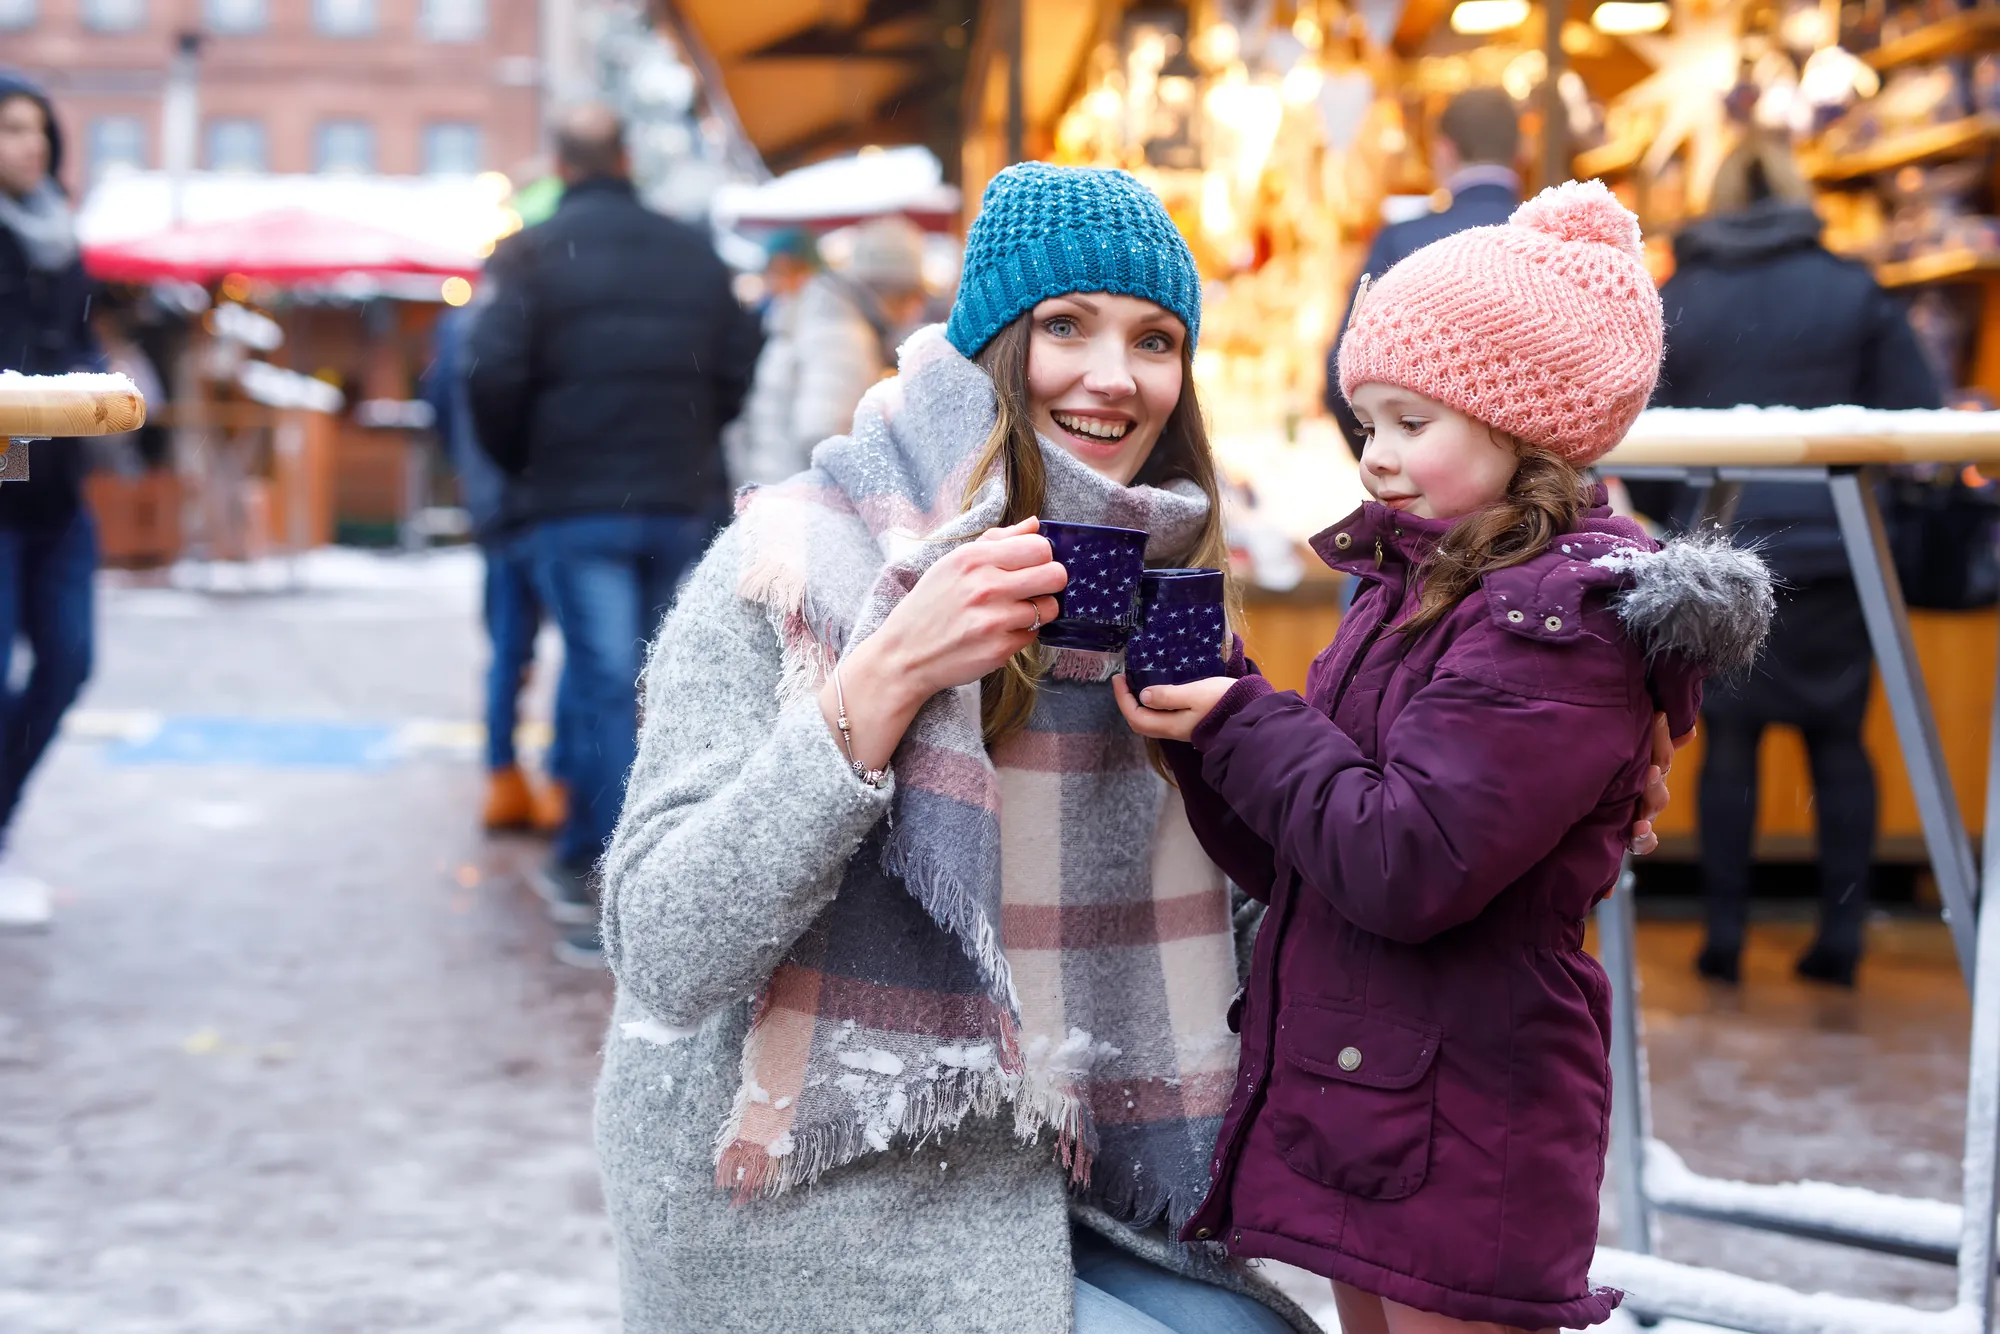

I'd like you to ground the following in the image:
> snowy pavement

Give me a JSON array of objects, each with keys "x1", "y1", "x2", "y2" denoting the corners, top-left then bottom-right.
[
  {"x1": 1, "y1": 553, "x2": 612, "y2": 1333},
  {"x1": 0, "y1": 550, "x2": 1976, "y2": 1333}
]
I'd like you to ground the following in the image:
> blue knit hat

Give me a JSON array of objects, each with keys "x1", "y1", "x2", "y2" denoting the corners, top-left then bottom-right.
[{"x1": 946, "y1": 163, "x2": 1202, "y2": 358}]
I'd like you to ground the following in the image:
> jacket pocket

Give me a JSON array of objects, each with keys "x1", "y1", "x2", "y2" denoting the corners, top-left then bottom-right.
[{"x1": 1269, "y1": 999, "x2": 1441, "y2": 1201}]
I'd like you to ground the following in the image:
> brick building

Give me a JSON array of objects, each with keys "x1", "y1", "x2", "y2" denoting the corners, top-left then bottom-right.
[{"x1": 2, "y1": 0, "x2": 545, "y2": 195}]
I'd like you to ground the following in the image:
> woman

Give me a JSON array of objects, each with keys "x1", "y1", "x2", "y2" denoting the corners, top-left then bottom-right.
[
  {"x1": 592, "y1": 163, "x2": 1318, "y2": 1334},
  {"x1": 1651, "y1": 134, "x2": 1941, "y2": 987}
]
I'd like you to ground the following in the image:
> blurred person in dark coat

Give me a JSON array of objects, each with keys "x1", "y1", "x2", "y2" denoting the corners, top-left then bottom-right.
[
  {"x1": 0, "y1": 69, "x2": 100, "y2": 928},
  {"x1": 422, "y1": 303, "x2": 569, "y2": 839},
  {"x1": 1323, "y1": 86, "x2": 1523, "y2": 458},
  {"x1": 467, "y1": 105, "x2": 761, "y2": 965},
  {"x1": 1651, "y1": 133, "x2": 1941, "y2": 987}
]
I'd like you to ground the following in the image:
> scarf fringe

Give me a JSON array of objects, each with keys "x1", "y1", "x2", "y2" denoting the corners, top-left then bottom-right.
[
  {"x1": 1010, "y1": 1080, "x2": 1096, "y2": 1186},
  {"x1": 1086, "y1": 1150, "x2": 1206, "y2": 1238},
  {"x1": 880, "y1": 833, "x2": 1020, "y2": 1013},
  {"x1": 717, "y1": 1066, "x2": 1021, "y2": 1201},
  {"x1": 1048, "y1": 649, "x2": 1124, "y2": 683}
]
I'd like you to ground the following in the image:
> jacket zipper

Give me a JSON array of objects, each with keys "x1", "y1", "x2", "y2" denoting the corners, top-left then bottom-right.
[
  {"x1": 1325, "y1": 540, "x2": 1395, "y2": 720},
  {"x1": 1202, "y1": 542, "x2": 1401, "y2": 1245}
]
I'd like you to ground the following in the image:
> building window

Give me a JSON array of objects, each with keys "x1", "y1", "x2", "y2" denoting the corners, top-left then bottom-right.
[
  {"x1": 88, "y1": 117, "x2": 147, "y2": 183},
  {"x1": 419, "y1": 0, "x2": 482, "y2": 41},
  {"x1": 421, "y1": 123, "x2": 482, "y2": 176},
  {"x1": 0, "y1": 0, "x2": 35, "y2": 32},
  {"x1": 82, "y1": 0, "x2": 145, "y2": 31},
  {"x1": 313, "y1": 0, "x2": 374, "y2": 35},
  {"x1": 315, "y1": 120, "x2": 375, "y2": 175},
  {"x1": 203, "y1": 0, "x2": 266, "y2": 34},
  {"x1": 205, "y1": 118, "x2": 266, "y2": 173}
]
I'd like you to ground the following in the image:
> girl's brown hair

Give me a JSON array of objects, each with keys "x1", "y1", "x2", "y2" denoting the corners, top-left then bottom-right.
[
  {"x1": 1399, "y1": 447, "x2": 1592, "y2": 635},
  {"x1": 966, "y1": 311, "x2": 1238, "y2": 749}
]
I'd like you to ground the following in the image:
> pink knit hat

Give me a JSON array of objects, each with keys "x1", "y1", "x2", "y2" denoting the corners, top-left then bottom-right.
[{"x1": 1338, "y1": 179, "x2": 1664, "y2": 465}]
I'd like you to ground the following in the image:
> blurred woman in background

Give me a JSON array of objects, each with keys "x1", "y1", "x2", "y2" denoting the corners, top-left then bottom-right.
[{"x1": 1651, "y1": 134, "x2": 1941, "y2": 987}]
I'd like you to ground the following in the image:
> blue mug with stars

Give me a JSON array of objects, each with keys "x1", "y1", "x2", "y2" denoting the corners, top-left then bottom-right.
[
  {"x1": 1125, "y1": 567, "x2": 1228, "y2": 693},
  {"x1": 1038, "y1": 520, "x2": 1149, "y2": 652}
]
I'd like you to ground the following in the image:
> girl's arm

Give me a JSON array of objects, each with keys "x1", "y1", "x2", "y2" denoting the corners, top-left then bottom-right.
[
  {"x1": 1183, "y1": 654, "x2": 1643, "y2": 945},
  {"x1": 1162, "y1": 739, "x2": 1278, "y2": 902},
  {"x1": 599, "y1": 527, "x2": 896, "y2": 1027},
  {"x1": 1119, "y1": 635, "x2": 1280, "y2": 901}
]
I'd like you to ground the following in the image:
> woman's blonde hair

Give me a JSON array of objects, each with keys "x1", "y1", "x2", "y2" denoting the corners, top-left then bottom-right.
[
  {"x1": 965, "y1": 312, "x2": 1239, "y2": 750},
  {"x1": 1707, "y1": 132, "x2": 1813, "y2": 215},
  {"x1": 1399, "y1": 446, "x2": 1593, "y2": 636}
]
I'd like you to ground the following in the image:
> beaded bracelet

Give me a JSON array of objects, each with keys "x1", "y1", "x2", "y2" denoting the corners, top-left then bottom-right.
[{"x1": 831, "y1": 662, "x2": 890, "y2": 790}]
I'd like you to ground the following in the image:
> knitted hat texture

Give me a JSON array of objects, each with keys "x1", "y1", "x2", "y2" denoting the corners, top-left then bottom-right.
[
  {"x1": 946, "y1": 162, "x2": 1201, "y2": 358},
  {"x1": 1338, "y1": 179, "x2": 1664, "y2": 465}
]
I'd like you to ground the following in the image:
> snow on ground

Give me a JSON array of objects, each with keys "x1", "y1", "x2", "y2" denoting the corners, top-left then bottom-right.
[{"x1": 155, "y1": 546, "x2": 484, "y2": 598}]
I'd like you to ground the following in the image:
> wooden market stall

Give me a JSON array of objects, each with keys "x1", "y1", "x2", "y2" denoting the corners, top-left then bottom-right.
[{"x1": 991, "y1": 0, "x2": 2000, "y2": 867}]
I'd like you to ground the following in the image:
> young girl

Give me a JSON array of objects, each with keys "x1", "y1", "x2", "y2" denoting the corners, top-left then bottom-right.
[{"x1": 1116, "y1": 181, "x2": 1773, "y2": 1332}]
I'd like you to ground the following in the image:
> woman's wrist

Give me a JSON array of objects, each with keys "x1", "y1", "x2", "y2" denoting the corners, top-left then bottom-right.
[
  {"x1": 818, "y1": 632, "x2": 930, "y2": 774},
  {"x1": 843, "y1": 625, "x2": 933, "y2": 718}
]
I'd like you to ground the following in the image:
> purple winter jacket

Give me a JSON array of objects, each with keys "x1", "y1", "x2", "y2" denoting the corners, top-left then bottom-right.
[{"x1": 1168, "y1": 499, "x2": 1769, "y2": 1328}]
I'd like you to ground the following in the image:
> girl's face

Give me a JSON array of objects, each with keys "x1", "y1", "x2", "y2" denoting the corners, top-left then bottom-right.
[
  {"x1": 1026, "y1": 293, "x2": 1186, "y2": 486},
  {"x1": 1349, "y1": 382, "x2": 1520, "y2": 521}
]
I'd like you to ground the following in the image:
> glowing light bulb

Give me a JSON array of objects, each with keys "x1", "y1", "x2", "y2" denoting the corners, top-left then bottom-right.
[
  {"x1": 1591, "y1": 1, "x2": 1671, "y2": 34},
  {"x1": 441, "y1": 276, "x2": 473, "y2": 306},
  {"x1": 1451, "y1": 0, "x2": 1529, "y2": 34}
]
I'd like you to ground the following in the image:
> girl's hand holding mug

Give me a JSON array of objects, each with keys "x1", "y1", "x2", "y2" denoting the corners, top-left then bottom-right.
[
  {"x1": 821, "y1": 518, "x2": 1067, "y2": 772},
  {"x1": 1113, "y1": 673, "x2": 1237, "y2": 743}
]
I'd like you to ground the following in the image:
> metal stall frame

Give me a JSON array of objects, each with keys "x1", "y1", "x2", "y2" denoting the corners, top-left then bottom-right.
[{"x1": 1592, "y1": 461, "x2": 1999, "y2": 1333}]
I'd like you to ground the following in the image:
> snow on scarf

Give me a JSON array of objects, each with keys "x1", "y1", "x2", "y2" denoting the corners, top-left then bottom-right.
[{"x1": 716, "y1": 325, "x2": 1242, "y2": 1232}]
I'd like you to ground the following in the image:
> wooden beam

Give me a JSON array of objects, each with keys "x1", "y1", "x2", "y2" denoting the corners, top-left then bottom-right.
[
  {"x1": 763, "y1": 68, "x2": 956, "y2": 170},
  {"x1": 1392, "y1": 0, "x2": 1456, "y2": 56}
]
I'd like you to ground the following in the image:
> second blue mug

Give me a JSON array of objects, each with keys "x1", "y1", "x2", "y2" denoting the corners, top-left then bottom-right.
[{"x1": 1125, "y1": 567, "x2": 1227, "y2": 693}]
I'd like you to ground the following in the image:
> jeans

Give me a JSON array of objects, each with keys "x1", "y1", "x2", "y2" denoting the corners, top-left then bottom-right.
[
  {"x1": 0, "y1": 511, "x2": 95, "y2": 838},
  {"x1": 482, "y1": 535, "x2": 544, "y2": 773},
  {"x1": 533, "y1": 511, "x2": 717, "y2": 869},
  {"x1": 1071, "y1": 1227, "x2": 1298, "y2": 1334}
]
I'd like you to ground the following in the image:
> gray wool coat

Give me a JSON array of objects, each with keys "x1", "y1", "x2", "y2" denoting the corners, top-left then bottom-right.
[{"x1": 594, "y1": 521, "x2": 1321, "y2": 1334}]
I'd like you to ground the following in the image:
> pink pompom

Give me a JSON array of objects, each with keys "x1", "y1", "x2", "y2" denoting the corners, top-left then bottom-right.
[{"x1": 1510, "y1": 179, "x2": 1643, "y2": 257}]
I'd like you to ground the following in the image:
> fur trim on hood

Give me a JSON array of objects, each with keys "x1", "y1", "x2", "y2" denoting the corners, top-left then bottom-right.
[{"x1": 1599, "y1": 529, "x2": 1776, "y2": 675}]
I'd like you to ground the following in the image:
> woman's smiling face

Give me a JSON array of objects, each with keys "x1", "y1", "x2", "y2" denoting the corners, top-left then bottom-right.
[{"x1": 1025, "y1": 293, "x2": 1186, "y2": 485}]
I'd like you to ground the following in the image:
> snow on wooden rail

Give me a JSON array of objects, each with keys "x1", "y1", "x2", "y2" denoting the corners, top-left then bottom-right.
[
  {"x1": 0, "y1": 371, "x2": 145, "y2": 438},
  {"x1": 1592, "y1": 1250, "x2": 1977, "y2": 1334},
  {"x1": 1605, "y1": 405, "x2": 2000, "y2": 467}
]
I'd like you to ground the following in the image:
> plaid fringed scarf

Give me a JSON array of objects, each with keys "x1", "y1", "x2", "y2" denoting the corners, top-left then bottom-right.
[{"x1": 715, "y1": 325, "x2": 1242, "y2": 1233}]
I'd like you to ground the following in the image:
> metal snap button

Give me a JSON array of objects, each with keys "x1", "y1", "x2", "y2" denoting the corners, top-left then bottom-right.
[
  {"x1": 1337, "y1": 1046, "x2": 1363, "y2": 1072},
  {"x1": 1194, "y1": 1227, "x2": 1212, "y2": 1240},
  {"x1": 1333, "y1": 532, "x2": 1353, "y2": 550},
  {"x1": 1506, "y1": 609, "x2": 1524, "y2": 624},
  {"x1": 1545, "y1": 615, "x2": 1563, "y2": 632}
]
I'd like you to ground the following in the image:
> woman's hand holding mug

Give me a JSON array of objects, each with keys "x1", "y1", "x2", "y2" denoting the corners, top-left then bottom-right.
[{"x1": 820, "y1": 518, "x2": 1068, "y2": 772}]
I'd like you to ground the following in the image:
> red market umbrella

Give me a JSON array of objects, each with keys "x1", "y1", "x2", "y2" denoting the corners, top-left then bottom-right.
[{"x1": 83, "y1": 208, "x2": 481, "y2": 284}]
